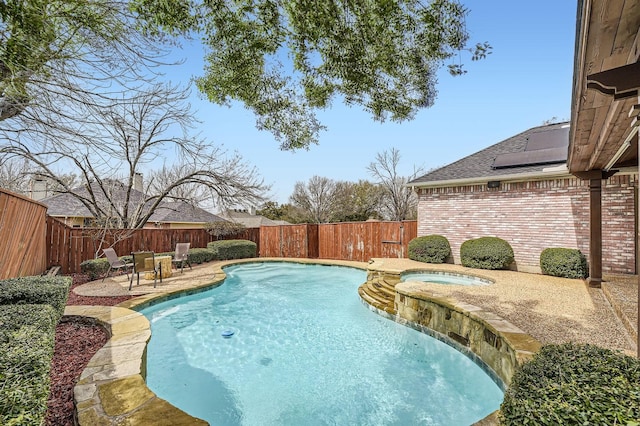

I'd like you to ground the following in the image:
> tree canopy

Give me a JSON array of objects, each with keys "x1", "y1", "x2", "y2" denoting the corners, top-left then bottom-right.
[{"x1": 133, "y1": 0, "x2": 490, "y2": 150}]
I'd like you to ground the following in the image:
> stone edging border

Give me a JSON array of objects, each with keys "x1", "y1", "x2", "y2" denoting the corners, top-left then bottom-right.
[{"x1": 65, "y1": 305, "x2": 208, "y2": 425}]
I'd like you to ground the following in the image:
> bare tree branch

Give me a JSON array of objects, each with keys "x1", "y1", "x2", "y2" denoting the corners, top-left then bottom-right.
[
  {"x1": 1, "y1": 83, "x2": 268, "y2": 228},
  {"x1": 367, "y1": 148, "x2": 423, "y2": 221}
]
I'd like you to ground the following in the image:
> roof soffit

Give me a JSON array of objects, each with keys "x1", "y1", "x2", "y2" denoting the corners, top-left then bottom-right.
[{"x1": 569, "y1": 0, "x2": 640, "y2": 172}]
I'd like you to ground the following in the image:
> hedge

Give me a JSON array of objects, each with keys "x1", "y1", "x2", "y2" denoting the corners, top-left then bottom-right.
[
  {"x1": 207, "y1": 239, "x2": 257, "y2": 260},
  {"x1": 501, "y1": 343, "x2": 640, "y2": 425},
  {"x1": 185, "y1": 247, "x2": 216, "y2": 264},
  {"x1": 0, "y1": 304, "x2": 58, "y2": 426},
  {"x1": 0, "y1": 276, "x2": 71, "y2": 322},
  {"x1": 408, "y1": 235, "x2": 451, "y2": 263},
  {"x1": 460, "y1": 237, "x2": 514, "y2": 270},
  {"x1": 540, "y1": 247, "x2": 589, "y2": 279}
]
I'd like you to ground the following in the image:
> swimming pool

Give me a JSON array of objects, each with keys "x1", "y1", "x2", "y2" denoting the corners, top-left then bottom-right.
[
  {"x1": 141, "y1": 262, "x2": 503, "y2": 425},
  {"x1": 401, "y1": 271, "x2": 493, "y2": 286}
]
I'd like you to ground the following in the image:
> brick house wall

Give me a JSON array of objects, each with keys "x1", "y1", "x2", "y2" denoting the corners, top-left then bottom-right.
[{"x1": 415, "y1": 173, "x2": 636, "y2": 274}]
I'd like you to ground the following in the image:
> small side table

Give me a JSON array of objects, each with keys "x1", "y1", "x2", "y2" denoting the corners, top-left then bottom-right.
[{"x1": 144, "y1": 255, "x2": 173, "y2": 280}]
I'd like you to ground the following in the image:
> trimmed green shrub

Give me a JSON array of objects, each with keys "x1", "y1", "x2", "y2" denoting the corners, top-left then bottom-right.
[
  {"x1": 408, "y1": 235, "x2": 451, "y2": 263},
  {"x1": 460, "y1": 237, "x2": 514, "y2": 270},
  {"x1": 0, "y1": 276, "x2": 71, "y2": 321},
  {"x1": 0, "y1": 304, "x2": 58, "y2": 426},
  {"x1": 207, "y1": 239, "x2": 257, "y2": 260},
  {"x1": 187, "y1": 248, "x2": 216, "y2": 264},
  {"x1": 540, "y1": 247, "x2": 588, "y2": 279},
  {"x1": 500, "y1": 343, "x2": 640, "y2": 425},
  {"x1": 80, "y1": 257, "x2": 111, "y2": 280}
]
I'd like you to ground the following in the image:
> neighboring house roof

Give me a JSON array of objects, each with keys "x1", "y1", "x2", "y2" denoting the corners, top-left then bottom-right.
[
  {"x1": 409, "y1": 122, "x2": 571, "y2": 187},
  {"x1": 42, "y1": 180, "x2": 147, "y2": 218},
  {"x1": 43, "y1": 192, "x2": 94, "y2": 218},
  {"x1": 219, "y1": 209, "x2": 290, "y2": 227},
  {"x1": 41, "y1": 182, "x2": 226, "y2": 225},
  {"x1": 149, "y1": 203, "x2": 226, "y2": 224}
]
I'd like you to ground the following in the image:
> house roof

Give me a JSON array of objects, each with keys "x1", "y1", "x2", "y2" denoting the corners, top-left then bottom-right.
[
  {"x1": 149, "y1": 203, "x2": 226, "y2": 224},
  {"x1": 43, "y1": 192, "x2": 94, "y2": 217},
  {"x1": 218, "y1": 209, "x2": 289, "y2": 227},
  {"x1": 408, "y1": 122, "x2": 571, "y2": 187},
  {"x1": 42, "y1": 183, "x2": 226, "y2": 225},
  {"x1": 42, "y1": 181, "x2": 147, "y2": 218}
]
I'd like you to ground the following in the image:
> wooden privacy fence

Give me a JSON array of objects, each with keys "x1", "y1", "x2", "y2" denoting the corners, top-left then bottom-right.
[
  {"x1": 46, "y1": 218, "x2": 417, "y2": 274},
  {"x1": 47, "y1": 217, "x2": 260, "y2": 274},
  {"x1": 0, "y1": 189, "x2": 48, "y2": 279},
  {"x1": 260, "y1": 221, "x2": 417, "y2": 262}
]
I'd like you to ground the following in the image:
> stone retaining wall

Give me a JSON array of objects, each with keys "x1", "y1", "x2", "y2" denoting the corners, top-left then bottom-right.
[{"x1": 395, "y1": 281, "x2": 541, "y2": 386}]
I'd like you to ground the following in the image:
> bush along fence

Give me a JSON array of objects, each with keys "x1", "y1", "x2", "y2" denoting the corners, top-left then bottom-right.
[{"x1": 47, "y1": 218, "x2": 417, "y2": 275}]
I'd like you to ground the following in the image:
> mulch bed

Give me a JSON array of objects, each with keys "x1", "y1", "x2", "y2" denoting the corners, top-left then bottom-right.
[{"x1": 45, "y1": 274, "x2": 135, "y2": 426}]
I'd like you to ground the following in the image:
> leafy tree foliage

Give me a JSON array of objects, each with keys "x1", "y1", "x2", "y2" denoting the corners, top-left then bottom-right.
[
  {"x1": 133, "y1": 0, "x2": 490, "y2": 149},
  {"x1": 331, "y1": 180, "x2": 385, "y2": 222}
]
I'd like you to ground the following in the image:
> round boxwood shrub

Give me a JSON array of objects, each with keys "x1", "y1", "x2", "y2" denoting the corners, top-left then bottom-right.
[
  {"x1": 500, "y1": 343, "x2": 640, "y2": 425},
  {"x1": 460, "y1": 236, "x2": 514, "y2": 270},
  {"x1": 540, "y1": 247, "x2": 588, "y2": 279},
  {"x1": 80, "y1": 258, "x2": 111, "y2": 280},
  {"x1": 408, "y1": 235, "x2": 451, "y2": 263}
]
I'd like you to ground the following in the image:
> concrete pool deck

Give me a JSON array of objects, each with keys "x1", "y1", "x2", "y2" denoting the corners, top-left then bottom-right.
[{"x1": 69, "y1": 257, "x2": 638, "y2": 425}]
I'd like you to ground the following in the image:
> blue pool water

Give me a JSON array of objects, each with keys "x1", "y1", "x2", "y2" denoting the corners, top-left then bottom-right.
[
  {"x1": 141, "y1": 262, "x2": 503, "y2": 425},
  {"x1": 402, "y1": 271, "x2": 492, "y2": 286}
]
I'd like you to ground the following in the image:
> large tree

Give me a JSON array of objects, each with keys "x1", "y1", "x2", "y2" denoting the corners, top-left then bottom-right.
[
  {"x1": 367, "y1": 148, "x2": 423, "y2": 221},
  {"x1": 288, "y1": 177, "x2": 385, "y2": 223},
  {"x1": 289, "y1": 175, "x2": 337, "y2": 223},
  {"x1": 0, "y1": 83, "x2": 268, "y2": 228},
  {"x1": 135, "y1": 0, "x2": 490, "y2": 150}
]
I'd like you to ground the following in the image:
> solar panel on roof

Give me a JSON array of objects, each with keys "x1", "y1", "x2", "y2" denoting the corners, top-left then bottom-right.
[
  {"x1": 492, "y1": 126, "x2": 569, "y2": 169},
  {"x1": 492, "y1": 147, "x2": 567, "y2": 169},
  {"x1": 525, "y1": 127, "x2": 569, "y2": 151}
]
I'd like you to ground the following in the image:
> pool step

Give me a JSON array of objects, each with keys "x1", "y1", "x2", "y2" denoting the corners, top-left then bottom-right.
[{"x1": 358, "y1": 279, "x2": 398, "y2": 314}]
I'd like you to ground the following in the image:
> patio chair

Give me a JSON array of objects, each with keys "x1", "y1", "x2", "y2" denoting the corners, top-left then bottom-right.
[
  {"x1": 172, "y1": 242, "x2": 192, "y2": 273},
  {"x1": 102, "y1": 247, "x2": 133, "y2": 282},
  {"x1": 129, "y1": 251, "x2": 163, "y2": 290}
]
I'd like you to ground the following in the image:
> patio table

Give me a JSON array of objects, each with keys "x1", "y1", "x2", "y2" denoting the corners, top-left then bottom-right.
[{"x1": 144, "y1": 255, "x2": 173, "y2": 280}]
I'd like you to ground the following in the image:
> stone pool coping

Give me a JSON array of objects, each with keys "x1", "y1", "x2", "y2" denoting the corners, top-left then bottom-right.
[{"x1": 67, "y1": 257, "x2": 541, "y2": 425}]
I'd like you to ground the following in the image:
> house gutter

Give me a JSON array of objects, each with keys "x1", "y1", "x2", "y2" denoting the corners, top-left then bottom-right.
[
  {"x1": 407, "y1": 165, "x2": 572, "y2": 190},
  {"x1": 407, "y1": 165, "x2": 637, "y2": 190}
]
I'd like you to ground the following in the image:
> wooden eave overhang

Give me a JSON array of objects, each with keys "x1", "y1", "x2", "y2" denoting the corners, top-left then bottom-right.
[{"x1": 568, "y1": 0, "x2": 640, "y2": 173}]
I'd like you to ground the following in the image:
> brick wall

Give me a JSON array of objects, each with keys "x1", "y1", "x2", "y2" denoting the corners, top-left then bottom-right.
[{"x1": 416, "y1": 174, "x2": 636, "y2": 274}]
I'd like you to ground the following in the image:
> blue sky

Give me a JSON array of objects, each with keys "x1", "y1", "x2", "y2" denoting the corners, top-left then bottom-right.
[{"x1": 162, "y1": 1, "x2": 577, "y2": 205}]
